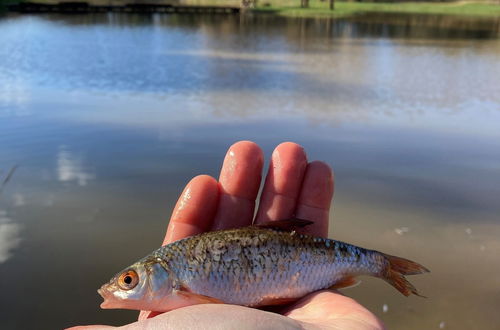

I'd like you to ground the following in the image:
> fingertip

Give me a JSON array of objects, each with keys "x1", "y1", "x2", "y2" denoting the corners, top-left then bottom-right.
[
  {"x1": 173, "y1": 175, "x2": 219, "y2": 222},
  {"x1": 271, "y1": 142, "x2": 307, "y2": 194},
  {"x1": 219, "y1": 141, "x2": 263, "y2": 199},
  {"x1": 227, "y1": 141, "x2": 263, "y2": 164},
  {"x1": 273, "y1": 141, "x2": 306, "y2": 162},
  {"x1": 230, "y1": 140, "x2": 262, "y2": 153},
  {"x1": 255, "y1": 142, "x2": 308, "y2": 224},
  {"x1": 165, "y1": 174, "x2": 219, "y2": 244},
  {"x1": 274, "y1": 141, "x2": 305, "y2": 156},
  {"x1": 212, "y1": 141, "x2": 264, "y2": 230},
  {"x1": 191, "y1": 174, "x2": 219, "y2": 191},
  {"x1": 266, "y1": 142, "x2": 307, "y2": 195}
]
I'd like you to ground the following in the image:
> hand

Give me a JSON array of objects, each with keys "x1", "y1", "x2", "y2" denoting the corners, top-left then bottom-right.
[{"x1": 70, "y1": 141, "x2": 384, "y2": 330}]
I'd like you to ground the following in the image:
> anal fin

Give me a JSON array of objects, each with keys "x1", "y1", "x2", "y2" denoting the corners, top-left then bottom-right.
[
  {"x1": 257, "y1": 296, "x2": 299, "y2": 306},
  {"x1": 329, "y1": 276, "x2": 361, "y2": 290}
]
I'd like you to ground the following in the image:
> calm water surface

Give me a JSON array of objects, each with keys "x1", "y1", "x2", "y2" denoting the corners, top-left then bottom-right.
[{"x1": 1, "y1": 12, "x2": 499, "y2": 329}]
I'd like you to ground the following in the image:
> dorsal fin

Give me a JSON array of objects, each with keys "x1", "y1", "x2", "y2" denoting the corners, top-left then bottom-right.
[{"x1": 255, "y1": 218, "x2": 314, "y2": 231}]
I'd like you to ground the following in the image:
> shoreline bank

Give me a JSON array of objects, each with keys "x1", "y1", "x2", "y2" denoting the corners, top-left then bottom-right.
[
  {"x1": 251, "y1": 1, "x2": 500, "y2": 18},
  {"x1": 2, "y1": 0, "x2": 500, "y2": 18}
]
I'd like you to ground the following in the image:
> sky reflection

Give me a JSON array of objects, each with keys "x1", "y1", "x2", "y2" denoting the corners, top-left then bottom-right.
[
  {"x1": 0, "y1": 210, "x2": 21, "y2": 264},
  {"x1": 57, "y1": 145, "x2": 95, "y2": 186},
  {"x1": 1, "y1": 15, "x2": 499, "y2": 127}
]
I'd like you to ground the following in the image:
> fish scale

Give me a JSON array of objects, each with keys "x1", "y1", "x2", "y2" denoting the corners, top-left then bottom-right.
[
  {"x1": 98, "y1": 219, "x2": 429, "y2": 311},
  {"x1": 158, "y1": 226, "x2": 382, "y2": 306}
]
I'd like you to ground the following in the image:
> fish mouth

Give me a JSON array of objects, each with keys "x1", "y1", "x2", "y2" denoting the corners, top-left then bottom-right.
[
  {"x1": 97, "y1": 287, "x2": 106, "y2": 299},
  {"x1": 97, "y1": 287, "x2": 112, "y2": 309},
  {"x1": 100, "y1": 300, "x2": 112, "y2": 309}
]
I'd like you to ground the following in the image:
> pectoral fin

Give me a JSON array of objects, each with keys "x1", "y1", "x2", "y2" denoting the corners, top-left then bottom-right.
[
  {"x1": 175, "y1": 289, "x2": 225, "y2": 305},
  {"x1": 147, "y1": 289, "x2": 225, "y2": 312}
]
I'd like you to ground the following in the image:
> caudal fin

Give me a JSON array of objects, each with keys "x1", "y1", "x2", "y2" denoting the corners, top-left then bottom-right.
[{"x1": 382, "y1": 253, "x2": 429, "y2": 297}]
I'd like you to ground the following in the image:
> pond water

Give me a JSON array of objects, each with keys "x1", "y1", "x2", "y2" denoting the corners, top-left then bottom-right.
[{"x1": 0, "y1": 12, "x2": 499, "y2": 329}]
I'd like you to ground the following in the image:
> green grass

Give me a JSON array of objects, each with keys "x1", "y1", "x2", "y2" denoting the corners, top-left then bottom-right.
[
  {"x1": 253, "y1": 1, "x2": 500, "y2": 18},
  {"x1": 181, "y1": 0, "x2": 500, "y2": 18}
]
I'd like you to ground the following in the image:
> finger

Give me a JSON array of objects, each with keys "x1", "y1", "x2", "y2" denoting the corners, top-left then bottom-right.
[
  {"x1": 140, "y1": 177, "x2": 218, "y2": 321},
  {"x1": 163, "y1": 175, "x2": 219, "y2": 245},
  {"x1": 255, "y1": 142, "x2": 307, "y2": 224},
  {"x1": 141, "y1": 177, "x2": 219, "y2": 322},
  {"x1": 212, "y1": 141, "x2": 263, "y2": 230},
  {"x1": 285, "y1": 290, "x2": 384, "y2": 330},
  {"x1": 133, "y1": 304, "x2": 302, "y2": 330},
  {"x1": 294, "y1": 161, "x2": 334, "y2": 238}
]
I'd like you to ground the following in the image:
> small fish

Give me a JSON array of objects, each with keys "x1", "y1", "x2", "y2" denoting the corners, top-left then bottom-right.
[{"x1": 98, "y1": 219, "x2": 429, "y2": 311}]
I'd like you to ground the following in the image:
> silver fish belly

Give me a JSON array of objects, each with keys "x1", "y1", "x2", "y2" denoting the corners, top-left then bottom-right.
[{"x1": 157, "y1": 227, "x2": 385, "y2": 306}]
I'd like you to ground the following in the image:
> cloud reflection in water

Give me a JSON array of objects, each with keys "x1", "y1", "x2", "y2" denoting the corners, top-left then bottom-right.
[
  {"x1": 0, "y1": 210, "x2": 21, "y2": 264},
  {"x1": 57, "y1": 146, "x2": 95, "y2": 186}
]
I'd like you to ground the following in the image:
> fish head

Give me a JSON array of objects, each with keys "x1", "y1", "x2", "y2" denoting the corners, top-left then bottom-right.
[{"x1": 98, "y1": 261, "x2": 173, "y2": 311}]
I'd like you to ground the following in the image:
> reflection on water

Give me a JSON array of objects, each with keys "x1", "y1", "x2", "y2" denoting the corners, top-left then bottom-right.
[
  {"x1": 0, "y1": 210, "x2": 21, "y2": 264},
  {"x1": 0, "y1": 12, "x2": 499, "y2": 330},
  {"x1": 57, "y1": 145, "x2": 95, "y2": 186},
  {"x1": 347, "y1": 13, "x2": 500, "y2": 39},
  {"x1": 12, "y1": 193, "x2": 25, "y2": 206},
  {"x1": 1, "y1": 14, "x2": 499, "y2": 135}
]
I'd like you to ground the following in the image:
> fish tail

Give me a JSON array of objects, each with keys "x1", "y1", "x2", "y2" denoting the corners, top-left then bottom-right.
[{"x1": 381, "y1": 253, "x2": 429, "y2": 297}]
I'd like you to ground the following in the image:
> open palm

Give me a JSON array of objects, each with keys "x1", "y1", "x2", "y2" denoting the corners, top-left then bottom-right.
[{"x1": 72, "y1": 141, "x2": 384, "y2": 330}]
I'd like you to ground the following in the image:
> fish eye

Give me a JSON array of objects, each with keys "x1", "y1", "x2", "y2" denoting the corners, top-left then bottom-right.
[{"x1": 117, "y1": 270, "x2": 139, "y2": 290}]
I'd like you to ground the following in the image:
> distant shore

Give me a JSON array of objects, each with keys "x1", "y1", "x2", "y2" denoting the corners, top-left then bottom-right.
[
  {"x1": 3, "y1": 0, "x2": 500, "y2": 18},
  {"x1": 184, "y1": 0, "x2": 500, "y2": 18},
  {"x1": 251, "y1": 1, "x2": 500, "y2": 18}
]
